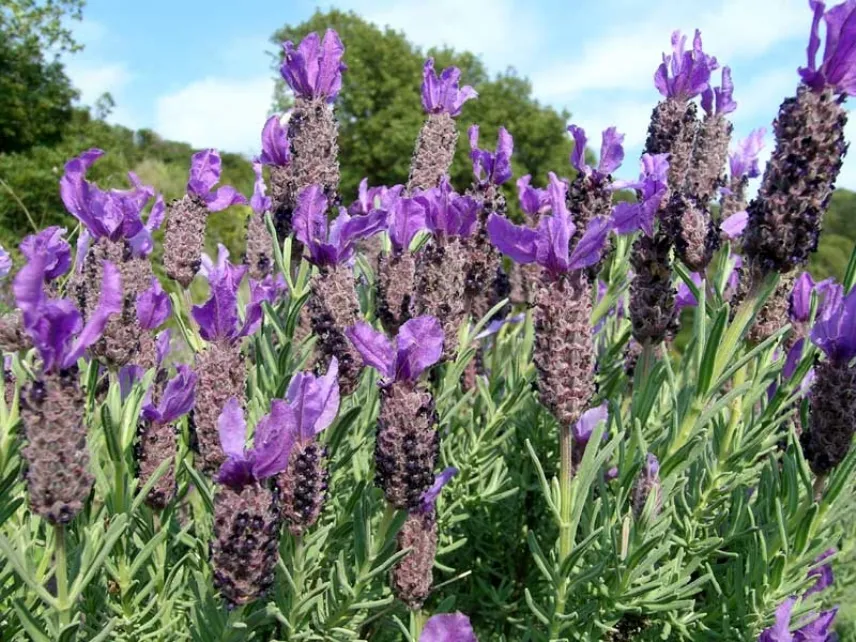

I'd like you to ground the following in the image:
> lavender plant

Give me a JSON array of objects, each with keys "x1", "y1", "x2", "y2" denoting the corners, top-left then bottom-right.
[{"x1": 1, "y1": 7, "x2": 856, "y2": 641}]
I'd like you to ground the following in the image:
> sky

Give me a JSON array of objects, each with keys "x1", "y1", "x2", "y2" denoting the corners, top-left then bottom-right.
[{"x1": 63, "y1": 0, "x2": 856, "y2": 191}]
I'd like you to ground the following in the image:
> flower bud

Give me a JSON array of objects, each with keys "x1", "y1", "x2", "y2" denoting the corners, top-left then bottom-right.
[
  {"x1": 278, "y1": 441, "x2": 329, "y2": 535},
  {"x1": 163, "y1": 195, "x2": 208, "y2": 288},
  {"x1": 408, "y1": 114, "x2": 458, "y2": 193}
]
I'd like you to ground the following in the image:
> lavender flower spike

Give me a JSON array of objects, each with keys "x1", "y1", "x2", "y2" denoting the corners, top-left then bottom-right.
[
  {"x1": 137, "y1": 364, "x2": 196, "y2": 509},
  {"x1": 347, "y1": 318, "x2": 443, "y2": 509},
  {"x1": 802, "y1": 286, "x2": 856, "y2": 474},
  {"x1": 421, "y1": 58, "x2": 477, "y2": 116},
  {"x1": 392, "y1": 467, "x2": 458, "y2": 609},
  {"x1": 278, "y1": 359, "x2": 340, "y2": 534},
  {"x1": 744, "y1": 4, "x2": 849, "y2": 275},
  {"x1": 14, "y1": 254, "x2": 121, "y2": 523},
  {"x1": 408, "y1": 60, "x2": 475, "y2": 193},
  {"x1": 245, "y1": 160, "x2": 274, "y2": 279},
  {"x1": 800, "y1": 1, "x2": 856, "y2": 95},
  {"x1": 280, "y1": 29, "x2": 346, "y2": 103},
  {"x1": 20, "y1": 227, "x2": 71, "y2": 281},
  {"x1": 469, "y1": 125, "x2": 513, "y2": 186},
  {"x1": 212, "y1": 398, "x2": 290, "y2": 605},
  {"x1": 420, "y1": 613, "x2": 479, "y2": 642},
  {"x1": 259, "y1": 115, "x2": 290, "y2": 167}
]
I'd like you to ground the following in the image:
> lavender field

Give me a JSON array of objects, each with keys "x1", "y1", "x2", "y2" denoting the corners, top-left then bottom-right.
[{"x1": 0, "y1": 0, "x2": 855, "y2": 640}]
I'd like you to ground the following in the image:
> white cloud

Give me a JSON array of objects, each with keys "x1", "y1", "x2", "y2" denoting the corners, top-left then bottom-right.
[
  {"x1": 347, "y1": 0, "x2": 540, "y2": 69},
  {"x1": 65, "y1": 61, "x2": 131, "y2": 105},
  {"x1": 532, "y1": 0, "x2": 806, "y2": 100},
  {"x1": 154, "y1": 76, "x2": 274, "y2": 154}
]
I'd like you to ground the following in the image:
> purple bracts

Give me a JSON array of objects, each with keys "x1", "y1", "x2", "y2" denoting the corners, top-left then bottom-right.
[
  {"x1": 654, "y1": 30, "x2": 718, "y2": 101},
  {"x1": 800, "y1": 1, "x2": 856, "y2": 96},
  {"x1": 469, "y1": 125, "x2": 513, "y2": 186},
  {"x1": 280, "y1": 30, "x2": 346, "y2": 103},
  {"x1": 758, "y1": 597, "x2": 838, "y2": 641},
  {"x1": 20, "y1": 227, "x2": 71, "y2": 281},
  {"x1": 347, "y1": 317, "x2": 443, "y2": 385},
  {"x1": 421, "y1": 58, "x2": 477, "y2": 116},
  {"x1": 420, "y1": 613, "x2": 478, "y2": 642},
  {"x1": 259, "y1": 115, "x2": 290, "y2": 167}
]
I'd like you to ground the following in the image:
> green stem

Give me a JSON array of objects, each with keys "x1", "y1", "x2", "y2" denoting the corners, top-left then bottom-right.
[
  {"x1": 409, "y1": 609, "x2": 426, "y2": 640},
  {"x1": 558, "y1": 427, "x2": 573, "y2": 563},
  {"x1": 720, "y1": 361, "x2": 747, "y2": 459},
  {"x1": 54, "y1": 525, "x2": 70, "y2": 627},
  {"x1": 287, "y1": 534, "x2": 306, "y2": 628}
]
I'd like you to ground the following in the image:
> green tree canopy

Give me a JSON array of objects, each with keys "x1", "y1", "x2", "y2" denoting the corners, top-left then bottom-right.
[{"x1": 270, "y1": 10, "x2": 575, "y2": 204}]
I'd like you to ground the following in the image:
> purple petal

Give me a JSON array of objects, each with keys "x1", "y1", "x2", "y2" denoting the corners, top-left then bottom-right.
[
  {"x1": 790, "y1": 272, "x2": 816, "y2": 323},
  {"x1": 794, "y1": 608, "x2": 838, "y2": 641},
  {"x1": 394, "y1": 316, "x2": 444, "y2": 382},
  {"x1": 19, "y1": 227, "x2": 71, "y2": 281},
  {"x1": 598, "y1": 127, "x2": 625, "y2": 175},
  {"x1": 810, "y1": 286, "x2": 856, "y2": 363},
  {"x1": 420, "y1": 613, "x2": 478, "y2": 642},
  {"x1": 156, "y1": 329, "x2": 172, "y2": 369},
  {"x1": 293, "y1": 185, "x2": 331, "y2": 264},
  {"x1": 761, "y1": 597, "x2": 795, "y2": 642},
  {"x1": 315, "y1": 29, "x2": 346, "y2": 101},
  {"x1": 568, "y1": 124, "x2": 589, "y2": 174},
  {"x1": 136, "y1": 278, "x2": 172, "y2": 330},
  {"x1": 572, "y1": 403, "x2": 609, "y2": 445},
  {"x1": 192, "y1": 249, "x2": 246, "y2": 342},
  {"x1": 675, "y1": 273, "x2": 703, "y2": 313},
  {"x1": 486, "y1": 213, "x2": 539, "y2": 265},
  {"x1": 251, "y1": 400, "x2": 297, "y2": 480},
  {"x1": 721, "y1": 211, "x2": 748, "y2": 239},
  {"x1": 63, "y1": 261, "x2": 123, "y2": 368},
  {"x1": 250, "y1": 160, "x2": 271, "y2": 215},
  {"x1": 388, "y1": 196, "x2": 427, "y2": 251},
  {"x1": 187, "y1": 149, "x2": 222, "y2": 199},
  {"x1": 75, "y1": 230, "x2": 91, "y2": 275},
  {"x1": 568, "y1": 216, "x2": 610, "y2": 271},
  {"x1": 260, "y1": 115, "x2": 291, "y2": 167},
  {"x1": 217, "y1": 457, "x2": 255, "y2": 488},
  {"x1": 286, "y1": 358, "x2": 340, "y2": 439},
  {"x1": 420, "y1": 58, "x2": 476, "y2": 116},
  {"x1": 59, "y1": 149, "x2": 105, "y2": 236},
  {"x1": 152, "y1": 364, "x2": 197, "y2": 424},
  {"x1": 516, "y1": 175, "x2": 549, "y2": 219},
  {"x1": 419, "y1": 467, "x2": 458, "y2": 513},
  {"x1": 729, "y1": 128, "x2": 766, "y2": 179},
  {"x1": 119, "y1": 365, "x2": 143, "y2": 401},
  {"x1": 0, "y1": 246, "x2": 10, "y2": 279},
  {"x1": 204, "y1": 185, "x2": 248, "y2": 212},
  {"x1": 217, "y1": 397, "x2": 247, "y2": 459},
  {"x1": 346, "y1": 322, "x2": 395, "y2": 379},
  {"x1": 805, "y1": 548, "x2": 835, "y2": 597},
  {"x1": 493, "y1": 127, "x2": 514, "y2": 185}
]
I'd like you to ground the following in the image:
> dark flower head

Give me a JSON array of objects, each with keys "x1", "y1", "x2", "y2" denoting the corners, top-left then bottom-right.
[
  {"x1": 136, "y1": 278, "x2": 172, "y2": 331},
  {"x1": 191, "y1": 245, "x2": 270, "y2": 343},
  {"x1": 611, "y1": 153, "x2": 670, "y2": 236},
  {"x1": 60, "y1": 149, "x2": 164, "y2": 254},
  {"x1": 388, "y1": 196, "x2": 427, "y2": 252},
  {"x1": 568, "y1": 125, "x2": 625, "y2": 177},
  {"x1": 721, "y1": 211, "x2": 749, "y2": 239},
  {"x1": 280, "y1": 29, "x2": 346, "y2": 103},
  {"x1": 702, "y1": 66, "x2": 737, "y2": 116},
  {"x1": 293, "y1": 185, "x2": 385, "y2": 267},
  {"x1": 187, "y1": 149, "x2": 247, "y2": 212},
  {"x1": 418, "y1": 466, "x2": 458, "y2": 514},
  {"x1": 217, "y1": 360, "x2": 339, "y2": 487},
  {"x1": 489, "y1": 173, "x2": 611, "y2": 277},
  {"x1": 421, "y1": 58, "x2": 477, "y2": 116},
  {"x1": 0, "y1": 245, "x2": 10, "y2": 279},
  {"x1": 810, "y1": 284, "x2": 856, "y2": 363},
  {"x1": 349, "y1": 179, "x2": 404, "y2": 217},
  {"x1": 250, "y1": 160, "x2": 271, "y2": 215},
  {"x1": 571, "y1": 404, "x2": 609, "y2": 445},
  {"x1": 19, "y1": 227, "x2": 71, "y2": 281},
  {"x1": 516, "y1": 175, "x2": 550, "y2": 219},
  {"x1": 800, "y1": 0, "x2": 856, "y2": 95},
  {"x1": 142, "y1": 364, "x2": 196, "y2": 423},
  {"x1": 729, "y1": 128, "x2": 766, "y2": 180},
  {"x1": 347, "y1": 316, "x2": 444, "y2": 384},
  {"x1": 654, "y1": 29, "x2": 719, "y2": 101},
  {"x1": 806, "y1": 548, "x2": 835, "y2": 597},
  {"x1": 14, "y1": 254, "x2": 121, "y2": 373},
  {"x1": 416, "y1": 177, "x2": 480, "y2": 239},
  {"x1": 675, "y1": 272, "x2": 704, "y2": 313},
  {"x1": 468, "y1": 125, "x2": 513, "y2": 186},
  {"x1": 259, "y1": 115, "x2": 290, "y2": 167},
  {"x1": 420, "y1": 613, "x2": 478, "y2": 642}
]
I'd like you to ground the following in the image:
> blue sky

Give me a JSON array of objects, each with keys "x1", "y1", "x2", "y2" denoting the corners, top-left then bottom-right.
[{"x1": 64, "y1": 0, "x2": 856, "y2": 190}]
